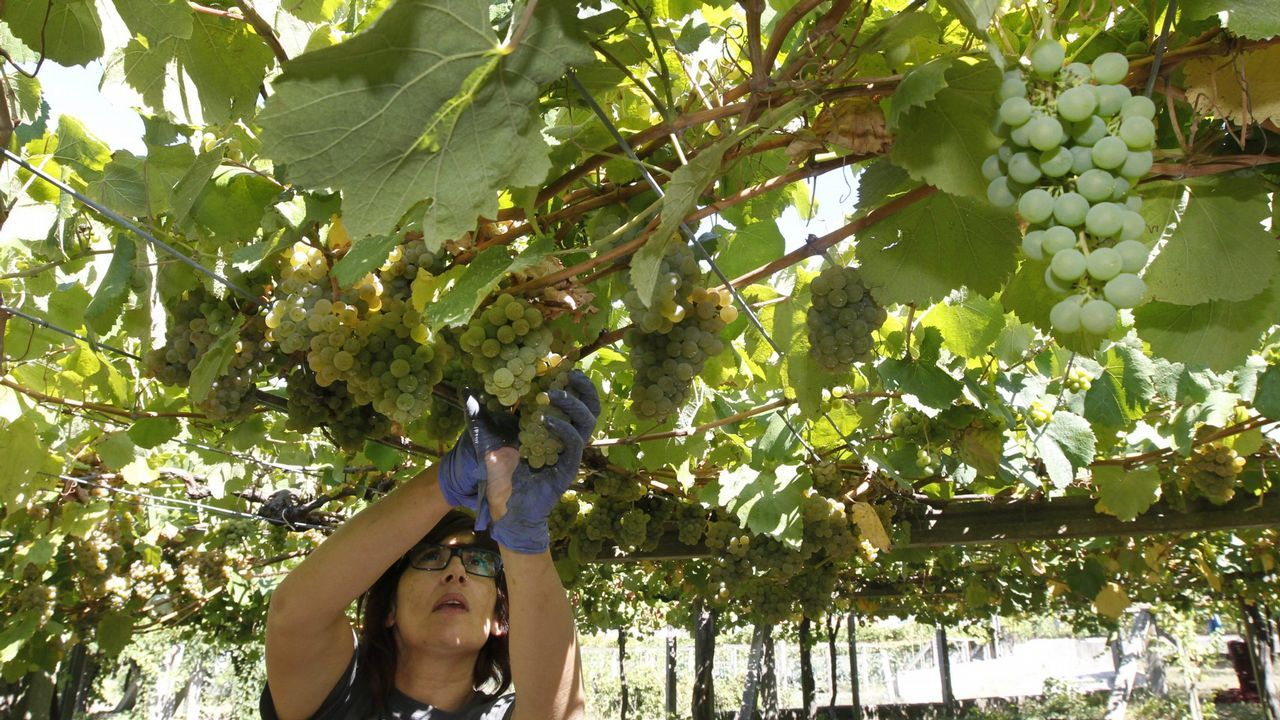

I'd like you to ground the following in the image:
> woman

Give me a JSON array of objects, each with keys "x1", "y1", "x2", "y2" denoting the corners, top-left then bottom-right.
[{"x1": 262, "y1": 372, "x2": 598, "y2": 719}]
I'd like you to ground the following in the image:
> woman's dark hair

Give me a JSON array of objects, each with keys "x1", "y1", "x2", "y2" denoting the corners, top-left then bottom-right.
[{"x1": 357, "y1": 510, "x2": 511, "y2": 712}]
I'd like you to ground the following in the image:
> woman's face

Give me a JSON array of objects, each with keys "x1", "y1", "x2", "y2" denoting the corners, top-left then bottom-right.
[{"x1": 389, "y1": 530, "x2": 504, "y2": 654}]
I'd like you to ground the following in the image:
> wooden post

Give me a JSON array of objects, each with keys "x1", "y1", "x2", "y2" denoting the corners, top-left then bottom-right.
[
  {"x1": 738, "y1": 624, "x2": 769, "y2": 720},
  {"x1": 666, "y1": 635, "x2": 678, "y2": 720},
  {"x1": 693, "y1": 608, "x2": 717, "y2": 720},
  {"x1": 935, "y1": 625, "x2": 955, "y2": 714},
  {"x1": 55, "y1": 643, "x2": 89, "y2": 720},
  {"x1": 619, "y1": 628, "x2": 629, "y2": 720},
  {"x1": 826, "y1": 615, "x2": 842, "y2": 716},
  {"x1": 1106, "y1": 609, "x2": 1154, "y2": 720},
  {"x1": 989, "y1": 615, "x2": 1001, "y2": 659},
  {"x1": 762, "y1": 628, "x2": 779, "y2": 719},
  {"x1": 800, "y1": 617, "x2": 816, "y2": 719},
  {"x1": 1243, "y1": 601, "x2": 1280, "y2": 720},
  {"x1": 849, "y1": 613, "x2": 862, "y2": 720}
]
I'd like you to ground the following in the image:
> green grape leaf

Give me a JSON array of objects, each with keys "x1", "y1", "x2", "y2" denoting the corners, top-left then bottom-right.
[
  {"x1": 189, "y1": 167, "x2": 282, "y2": 241},
  {"x1": 876, "y1": 357, "x2": 964, "y2": 410},
  {"x1": 0, "y1": 417, "x2": 51, "y2": 506},
  {"x1": 96, "y1": 612, "x2": 136, "y2": 657},
  {"x1": 127, "y1": 417, "x2": 181, "y2": 449},
  {"x1": 715, "y1": 221, "x2": 784, "y2": 281},
  {"x1": 1093, "y1": 465, "x2": 1162, "y2": 521},
  {"x1": 1135, "y1": 273, "x2": 1280, "y2": 371},
  {"x1": 331, "y1": 234, "x2": 400, "y2": 288},
  {"x1": 937, "y1": 0, "x2": 1000, "y2": 36},
  {"x1": 169, "y1": 147, "x2": 225, "y2": 226},
  {"x1": 86, "y1": 145, "x2": 196, "y2": 218},
  {"x1": 97, "y1": 431, "x2": 137, "y2": 470},
  {"x1": 1255, "y1": 364, "x2": 1280, "y2": 420},
  {"x1": 415, "y1": 242, "x2": 551, "y2": 329},
  {"x1": 889, "y1": 61, "x2": 1000, "y2": 199},
  {"x1": 112, "y1": 0, "x2": 193, "y2": 43},
  {"x1": 887, "y1": 56, "x2": 955, "y2": 130},
  {"x1": 259, "y1": 0, "x2": 590, "y2": 243},
  {"x1": 955, "y1": 424, "x2": 1003, "y2": 476},
  {"x1": 103, "y1": 14, "x2": 274, "y2": 125},
  {"x1": 279, "y1": 0, "x2": 345, "y2": 23},
  {"x1": 754, "y1": 413, "x2": 799, "y2": 462},
  {"x1": 1143, "y1": 176, "x2": 1277, "y2": 305},
  {"x1": 1, "y1": 0, "x2": 103, "y2": 67},
  {"x1": 84, "y1": 234, "x2": 137, "y2": 334},
  {"x1": 857, "y1": 190, "x2": 1019, "y2": 306},
  {"x1": 1084, "y1": 340, "x2": 1155, "y2": 428},
  {"x1": 633, "y1": 139, "x2": 730, "y2": 306},
  {"x1": 188, "y1": 318, "x2": 247, "y2": 404},
  {"x1": 0, "y1": 613, "x2": 39, "y2": 665},
  {"x1": 918, "y1": 290, "x2": 1004, "y2": 359},
  {"x1": 1180, "y1": 0, "x2": 1280, "y2": 39},
  {"x1": 707, "y1": 464, "x2": 804, "y2": 543},
  {"x1": 1033, "y1": 411, "x2": 1095, "y2": 488}
]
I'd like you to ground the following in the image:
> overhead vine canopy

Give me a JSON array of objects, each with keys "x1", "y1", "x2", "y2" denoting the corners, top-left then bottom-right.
[{"x1": 1, "y1": 0, "x2": 1278, "y2": 680}]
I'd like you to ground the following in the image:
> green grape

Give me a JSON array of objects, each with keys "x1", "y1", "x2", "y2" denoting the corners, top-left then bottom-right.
[
  {"x1": 1114, "y1": 240, "x2": 1149, "y2": 272},
  {"x1": 1008, "y1": 152, "x2": 1042, "y2": 184},
  {"x1": 1121, "y1": 95, "x2": 1156, "y2": 120},
  {"x1": 1018, "y1": 188, "x2": 1055, "y2": 223},
  {"x1": 1072, "y1": 116, "x2": 1108, "y2": 146},
  {"x1": 1064, "y1": 62, "x2": 1092, "y2": 82},
  {"x1": 1050, "y1": 248, "x2": 1087, "y2": 281},
  {"x1": 1070, "y1": 145, "x2": 1095, "y2": 174},
  {"x1": 1027, "y1": 116, "x2": 1065, "y2": 151},
  {"x1": 1085, "y1": 202, "x2": 1123, "y2": 237},
  {"x1": 1056, "y1": 85, "x2": 1098, "y2": 122},
  {"x1": 1040, "y1": 146, "x2": 1074, "y2": 177},
  {"x1": 999, "y1": 77, "x2": 1027, "y2": 100},
  {"x1": 1049, "y1": 297, "x2": 1083, "y2": 332},
  {"x1": 987, "y1": 177, "x2": 1016, "y2": 208},
  {"x1": 1120, "y1": 150, "x2": 1153, "y2": 180},
  {"x1": 1044, "y1": 266, "x2": 1072, "y2": 294},
  {"x1": 1125, "y1": 195, "x2": 1143, "y2": 212},
  {"x1": 1085, "y1": 247, "x2": 1123, "y2": 281},
  {"x1": 1091, "y1": 53, "x2": 1130, "y2": 84},
  {"x1": 1009, "y1": 123, "x2": 1032, "y2": 148},
  {"x1": 1077, "y1": 168, "x2": 1115, "y2": 202},
  {"x1": 1041, "y1": 225, "x2": 1077, "y2": 254},
  {"x1": 1029, "y1": 39, "x2": 1065, "y2": 76},
  {"x1": 1119, "y1": 116, "x2": 1155, "y2": 149},
  {"x1": 1022, "y1": 231, "x2": 1046, "y2": 260},
  {"x1": 1104, "y1": 273, "x2": 1146, "y2": 308},
  {"x1": 1053, "y1": 192, "x2": 1089, "y2": 227},
  {"x1": 1091, "y1": 136, "x2": 1129, "y2": 169},
  {"x1": 1119, "y1": 210, "x2": 1146, "y2": 241},
  {"x1": 982, "y1": 154, "x2": 1004, "y2": 180},
  {"x1": 1080, "y1": 298, "x2": 1118, "y2": 334},
  {"x1": 999, "y1": 97, "x2": 1033, "y2": 126},
  {"x1": 1095, "y1": 84, "x2": 1132, "y2": 117}
]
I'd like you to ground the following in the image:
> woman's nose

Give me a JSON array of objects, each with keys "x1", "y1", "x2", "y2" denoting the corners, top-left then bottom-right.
[{"x1": 441, "y1": 556, "x2": 468, "y2": 583}]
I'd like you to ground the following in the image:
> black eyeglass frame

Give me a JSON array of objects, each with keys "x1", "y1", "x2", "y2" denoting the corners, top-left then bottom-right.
[{"x1": 406, "y1": 543, "x2": 503, "y2": 578}]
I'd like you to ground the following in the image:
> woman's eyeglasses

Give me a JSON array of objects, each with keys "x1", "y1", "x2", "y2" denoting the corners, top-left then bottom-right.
[{"x1": 408, "y1": 543, "x2": 502, "y2": 578}]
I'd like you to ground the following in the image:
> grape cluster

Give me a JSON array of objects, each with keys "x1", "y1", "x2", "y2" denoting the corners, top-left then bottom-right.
[
  {"x1": 674, "y1": 504, "x2": 708, "y2": 545},
  {"x1": 985, "y1": 41, "x2": 1156, "y2": 336},
  {"x1": 1180, "y1": 442, "x2": 1245, "y2": 505},
  {"x1": 800, "y1": 492, "x2": 859, "y2": 564},
  {"x1": 625, "y1": 284, "x2": 737, "y2": 422},
  {"x1": 407, "y1": 391, "x2": 467, "y2": 447},
  {"x1": 625, "y1": 243, "x2": 703, "y2": 333},
  {"x1": 517, "y1": 368, "x2": 573, "y2": 469},
  {"x1": 285, "y1": 369, "x2": 390, "y2": 451},
  {"x1": 458, "y1": 294, "x2": 554, "y2": 407},
  {"x1": 343, "y1": 301, "x2": 451, "y2": 427},
  {"x1": 1065, "y1": 366, "x2": 1093, "y2": 392},
  {"x1": 806, "y1": 265, "x2": 886, "y2": 372},
  {"x1": 889, "y1": 407, "x2": 929, "y2": 442},
  {"x1": 809, "y1": 461, "x2": 846, "y2": 498},
  {"x1": 144, "y1": 286, "x2": 272, "y2": 421},
  {"x1": 379, "y1": 233, "x2": 443, "y2": 301}
]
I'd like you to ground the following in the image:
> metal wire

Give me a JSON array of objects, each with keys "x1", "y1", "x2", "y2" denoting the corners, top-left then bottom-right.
[
  {"x1": 1145, "y1": 0, "x2": 1178, "y2": 99},
  {"x1": 566, "y1": 71, "x2": 859, "y2": 453},
  {"x1": 49, "y1": 473, "x2": 331, "y2": 530},
  {"x1": 0, "y1": 305, "x2": 143, "y2": 361},
  {"x1": 1, "y1": 147, "x2": 262, "y2": 303}
]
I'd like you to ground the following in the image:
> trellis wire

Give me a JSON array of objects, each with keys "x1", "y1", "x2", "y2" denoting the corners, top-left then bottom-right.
[
  {"x1": 1144, "y1": 0, "x2": 1178, "y2": 99},
  {"x1": 1, "y1": 147, "x2": 262, "y2": 303},
  {"x1": 0, "y1": 304, "x2": 143, "y2": 361},
  {"x1": 48, "y1": 473, "x2": 331, "y2": 531},
  {"x1": 566, "y1": 71, "x2": 855, "y2": 454}
]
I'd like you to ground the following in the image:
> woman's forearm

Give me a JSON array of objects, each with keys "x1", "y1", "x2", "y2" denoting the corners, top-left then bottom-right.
[
  {"x1": 268, "y1": 465, "x2": 454, "y2": 628},
  {"x1": 502, "y1": 550, "x2": 586, "y2": 720}
]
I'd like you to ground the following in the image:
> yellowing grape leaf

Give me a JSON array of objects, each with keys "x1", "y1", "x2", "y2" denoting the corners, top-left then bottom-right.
[
  {"x1": 1184, "y1": 44, "x2": 1280, "y2": 127},
  {"x1": 851, "y1": 501, "x2": 891, "y2": 551},
  {"x1": 260, "y1": 0, "x2": 591, "y2": 243},
  {"x1": 1093, "y1": 582, "x2": 1130, "y2": 619}
]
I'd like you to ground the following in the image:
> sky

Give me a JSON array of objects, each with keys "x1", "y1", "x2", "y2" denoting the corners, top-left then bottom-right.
[{"x1": 8, "y1": 60, "x2": 859, "y2": 255}]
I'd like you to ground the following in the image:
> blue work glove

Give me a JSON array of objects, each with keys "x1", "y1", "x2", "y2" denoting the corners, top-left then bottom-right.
[
  {"x1": 438, "y1": 390, "x2": 517, "y2": 513},
  {"x1": 491, "y1": 371, "x2": 600, "y2": 554}
]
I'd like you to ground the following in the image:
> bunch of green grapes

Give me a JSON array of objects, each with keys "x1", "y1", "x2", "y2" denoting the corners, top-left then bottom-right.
[
  {"x1": 380, "y1": 233, "x2": 444, "y2": 301},
  {"x1": 800, "y1": 492, "x2": 859, "y2": 563},
  {"x1": 1065, "y1": 366, "x2": 1093, "y2": 392},
  {"x1": 548, "y1": 491, "x2": 581, "y2": 543},
  {"x1": 616, "y1": 507, "x2": 651, "y2": 551},
  {"x1": 984, "y1": 41, "x2": 1156, "y2": 335},
  {"x1": 741, "y1": 578, "x2": 795, "y2": 625},
  {"x1": 674, "y1": 503, "x2": 708, "y2": 545},
  {"x1": 407, "y1": 391, "x2": 467, "y2": 447},
  {"x1": 624, "y1": 243, "x2": 703, "y2": 333},
  {"x1": 704, "y1": 519, "x2": 740, "y2": 551},
  {"x1": 1180, "y1": 442, "x2": 1246, "y2": 505},
  {"x1": 285, "y1": 368, "x2": 390, "y2": 451},
  {"x1": 809, "y1": 461, "x2": 846, "y2": 498},
  {"x1": 625, "y1": 286, "x2": 736, "y2": 421},
  {"x1": 342, "y1": 299, "x2": 452, "y2": 427},
  {"x1": 458, "y1": 294, "x2": 554, "y2": 407},
  {"x1": 264, "y1": 243, "x2": 331, "y2": 355},
  {"x1": 889, "y1": 406, "x2": 929, "y2": 442},
  {"x1": 806, "y1": 265, "x2": 887, "y2": 372},
  {"x1": 144, "y1": 287, "x2": 272, "y2": 421},
  {"x1": 794, "y1": 565, "x2": 840, "y2": 619}
]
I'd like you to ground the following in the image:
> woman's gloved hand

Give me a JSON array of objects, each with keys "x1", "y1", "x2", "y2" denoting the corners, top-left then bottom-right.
[
  {"x1": 490, "y1": 371, "x2": 599, "y2": 554},
  {"x1": 437, "y1": 392, "x2": 518, "y2": 512}
]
